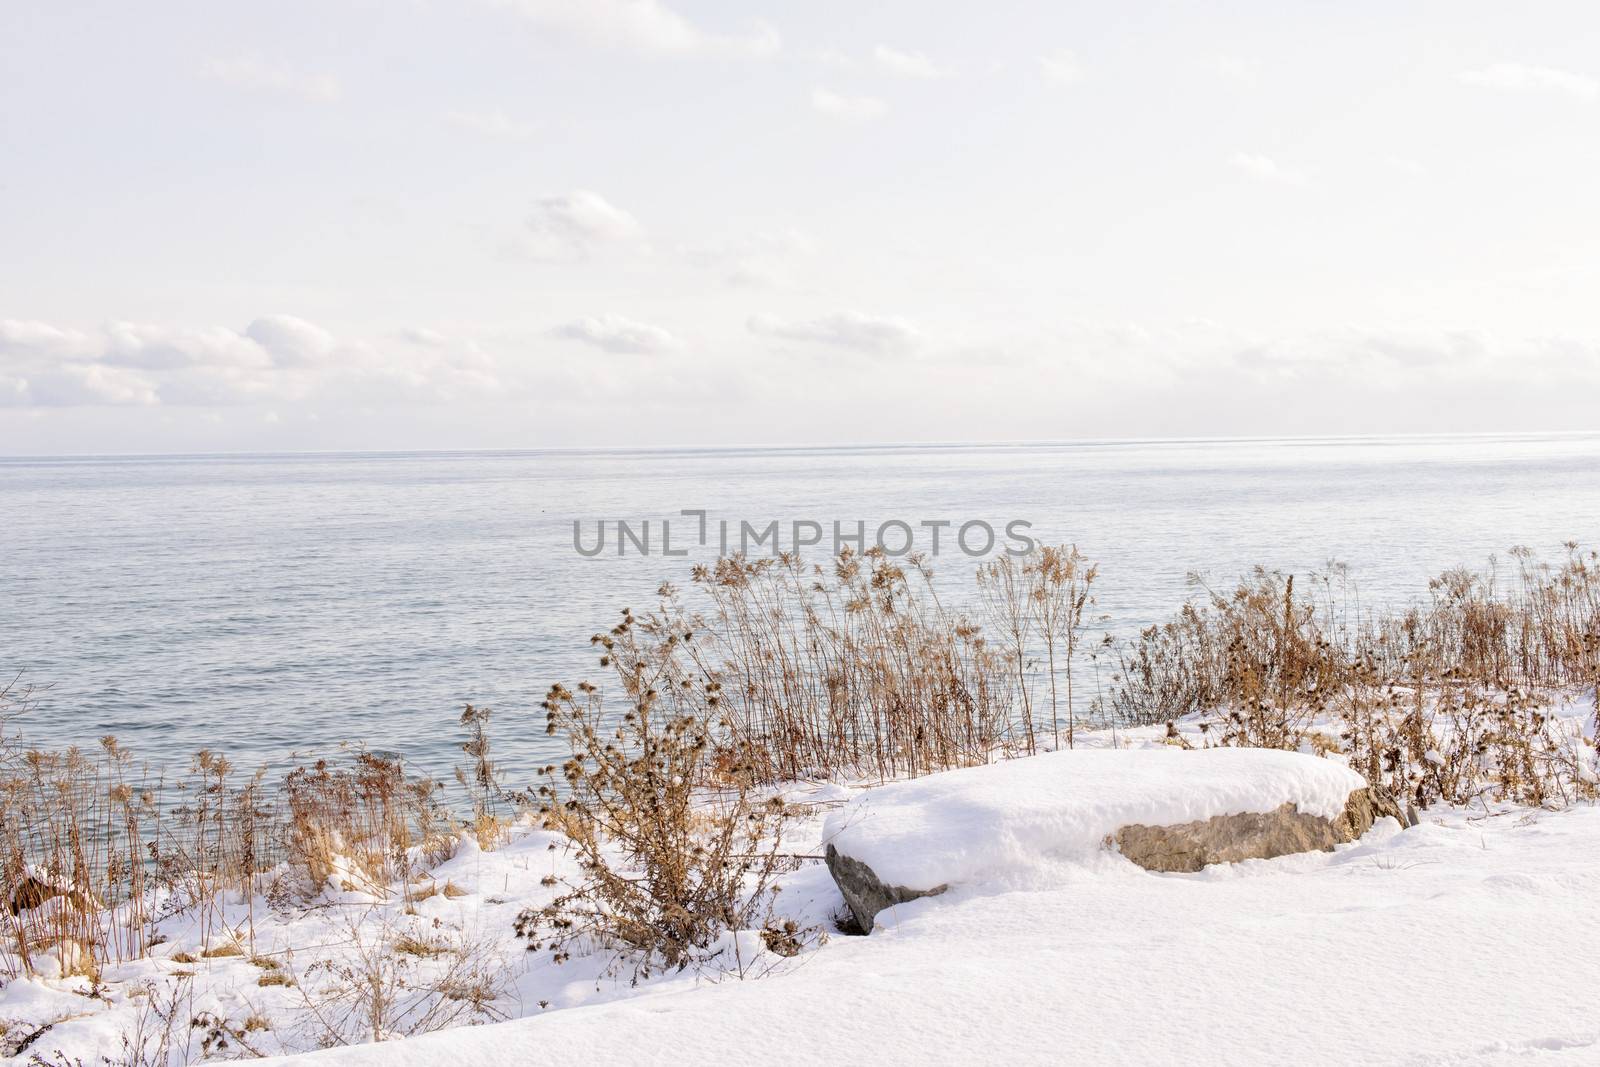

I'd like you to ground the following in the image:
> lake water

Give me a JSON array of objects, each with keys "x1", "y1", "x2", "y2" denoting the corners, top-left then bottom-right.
[{"x1": 3, "y1": 433, "x2": 1597, "y2": 785}]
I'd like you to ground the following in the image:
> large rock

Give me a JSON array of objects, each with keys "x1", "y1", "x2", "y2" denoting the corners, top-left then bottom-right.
[
  {"x1": 1112, "y1": 787, "x2": 1406, "y2": 873},
  {"x1": 820, "y1": 749, "x2": 1405, "y2": 933},
  {"x1": 825, "y1": 843, "x2": 947, "y2": 934}
]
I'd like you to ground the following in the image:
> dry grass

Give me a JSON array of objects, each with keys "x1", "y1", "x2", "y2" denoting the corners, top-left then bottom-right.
[
  {"x1": 281, "y1": 753, "x2": 451, "y2": 899},
  {"x1": 652, "y1": 545, "x2": 1100, "y2": 783},
  {"x1": 514, "y1": 605, "x2": 800, "y2": 978},
  {"x1": 291, "y1": 915, "x2": 508, "y2": 1045},
  {"x1": 0, "y1": 725, "x2": 475, "y2": 982},
  {"x1": 1096, "y1": 547, "x2": 1600, "y2": 808}
]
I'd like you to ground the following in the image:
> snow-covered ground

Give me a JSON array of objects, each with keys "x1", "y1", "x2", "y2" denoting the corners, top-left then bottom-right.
[
  {"x1": 5, "y1": 714, "x2": 1598, "y2": 1066},
  {"x1": 283, "y1": 803, "x2": 1600, "y2": 1067}
]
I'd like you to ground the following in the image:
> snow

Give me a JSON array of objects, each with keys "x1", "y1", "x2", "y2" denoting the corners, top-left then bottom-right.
[
  {"x1": 822, "y1": 746, "x2": 1367, "y2": 889},
  {"x1": 268, "y1": 802, "x2": 1600, "y2": 1067},
  {"x1": 7, "y1": 713, "x2": 1599, "y2": 1067}
]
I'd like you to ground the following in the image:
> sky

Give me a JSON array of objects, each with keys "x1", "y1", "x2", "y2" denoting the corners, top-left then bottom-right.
[{"x1": 2, "y1": 0, "x2": 1599, "y2": 453}]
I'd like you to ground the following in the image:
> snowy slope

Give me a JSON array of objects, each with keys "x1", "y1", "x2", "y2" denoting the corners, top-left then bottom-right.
[
  {"x1": 273, "y1": 804, "x2": 1600, "y2": 1067},
  {"x1": 8, "y1": 734, "x2": 1597, "y2": 1067},
  {"x1": 822, "y1": 746, "x2": 1367, "y2": 888}
]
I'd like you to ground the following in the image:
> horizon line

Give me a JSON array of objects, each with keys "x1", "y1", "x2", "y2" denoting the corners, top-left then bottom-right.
[{"x1": 2, "y1": 427, "x2": 1598, "y2": 463}]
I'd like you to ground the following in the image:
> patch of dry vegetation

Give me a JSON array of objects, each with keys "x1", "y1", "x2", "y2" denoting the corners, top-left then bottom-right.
[
  {"x1": 514, "y1": 604, "x2": 804, "y2": 980},
  {"x1": 0, "y1": 701, "x2": 465, "y2": 980},
  {"x1": 290, "y1": 915, "x2": 507, "y2": 1046},
  {"x1": 1096, "y1": 546, "x2": 1600, "y2": 808},
  {"x1": 594, "y1": 544, "x2": 1101, "y2": 785}
]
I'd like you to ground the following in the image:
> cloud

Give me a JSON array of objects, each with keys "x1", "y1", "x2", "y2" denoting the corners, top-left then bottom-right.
[
  {"x1": 748, "y1": 311, "x2": 920, "y2": 356},
  {"x1": 874, "y1": 45, "x2": 946, "y2": 80},
  {"x1": 491, "y1": 0, "x2": 778, "y2": 58},
  {"x1": 1039, "y1": 50, "x2": 1083, "y2": 85},
  {"x1": 201, "y1": 57, "x2": 341, "y2": 103},
  {"x1": 246, "y1": 315, "x2": 337, "y2": 367},
  {"x1": 445, "y1": 109, "x2": 541, "y2": 140},
  {"x1": 935, "y1": 320, "x2": 1600, "y2": 396},
  {"x1": 523, "y1": 190, "x2": 643, "y2": 257},
  {"x1": 1460, "y1": 62, "x2": 1598, "y2": 101},
  {"x1": 552, "y1": 314, "x2": 681, "y2": 354},
  {"x1": 1215, "y1": 327, "x2": 1600, "y2": 391},
  {"x1": 400, "y1": 327, "x2": 451, "y2": 347},
  {"x1": 1230, "y1": 152, "x2": 1308, "y2": 186},
  {"x1": 99, "y1": 323, "x2": 271, "y2": 371},
  {"x1": 812, "y1": 88, "x2": 888, "y2": 122},
  {"x1": 0, "y1": 317, "x2": 504, "y2": 408},
  {"x1": 0, "y1": 319, "x2": 98, "y2": 359},
  {"x1": 1226, "y1": 328, "x2": 1481, "y2": 385},
  {"x1": 15, "y1": 363, "x2": 161, "y2": 408}
]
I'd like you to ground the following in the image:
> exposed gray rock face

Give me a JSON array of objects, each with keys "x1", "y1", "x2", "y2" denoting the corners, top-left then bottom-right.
[
  {"x1": 825, "y1": 843, "x2": 947, "y2": 934},
  {"x1": 1113, "y1": 786, "x2": 1406, "y2": 873}
]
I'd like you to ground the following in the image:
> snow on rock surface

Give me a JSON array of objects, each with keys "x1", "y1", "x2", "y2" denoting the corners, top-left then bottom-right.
[{"x1": 821, "y1": 747, "x2": 1368, "y2": 890}]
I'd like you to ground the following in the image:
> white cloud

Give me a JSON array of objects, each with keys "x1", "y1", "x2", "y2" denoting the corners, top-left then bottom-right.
[
  {"x1": 523, "y1": 190, "x2": 643, "y2": 257},
  {"x1": 1039, "y1": 50, "x2": 1083, "y2": 85},
  {"x1": 491, "y1": 0, "x2": 778, "y2": 58},
  {"x1": 1230, "y1": 152, "x2": 1308, "y2": 186},
  {"x1": 552, "y1": 314, "x2": 681, "y2": 354},
  {"x1": 874, "y1": 45, "x2": 945, "y2": 80},
  {"x1": 246, "y1": 315, "x2": 337, "y2": 367},
  {"x1": 1228, "y1": 327, "x2": 1502, "y2": 383},
  {"x1": 19, "y1": 363, "x2": 161, "y2": 407},
  {"x1": 0, "y1": 319, "x2": 98, "y2": 359},
  {"x1": 812, "y1": 88, "x2": 888, "y2": 122},
  {"x1": 445, "y1": 109, "x2": 541, "y2": 140},
  {"x1": 748, "y1": 311, "x2": 920, "y2": 356},
  {"x1": 0, "y1": 321, "x2": 164, "y2": 406},
  {"x1": 400, "y1": 327, "x2": 451, "y2": 348},
  {"x1": 0, "y1": 317, "x2": 505, "y2": 408},
  {"x1": 1460, "y1": 62, "x2": 1598, "y2": 101},
  {"x1": 201, "y1": 57, "x2": 341, "y2": 103},
  {"x1": 100, "y1": 322, "x2": 271, "y2": 370}
]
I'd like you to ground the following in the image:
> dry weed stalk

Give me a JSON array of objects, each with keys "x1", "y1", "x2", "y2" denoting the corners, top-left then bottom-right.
[
  {"x1": 1027, "y1": 544, "x2": 1097, "y2": 749},
  {"x1": 516, "y1": 606, "x2": 798, "y2": 980},
  {"x1": 292, "y1": 912, "x2": 507, "y2": 1046},
  {"x1": 0, "y1": 736, "x2": 459, "y2": 982},
  {"x1": 694, "y1": 548, "x2": 1032, "y2": 781},
  {"x1": 1097, "y1": 546, "x2": 1600, "y2": 809}
]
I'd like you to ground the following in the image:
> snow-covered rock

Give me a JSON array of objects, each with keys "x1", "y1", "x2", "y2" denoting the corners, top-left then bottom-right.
[{"x1": 822, "y1": 747, "x2": 1376, "y2": 930}]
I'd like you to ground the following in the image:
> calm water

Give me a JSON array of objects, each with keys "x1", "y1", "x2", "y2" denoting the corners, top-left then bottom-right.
[{"x1": 2, "y1": 434, "x2": 1597, "y2": 784}]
